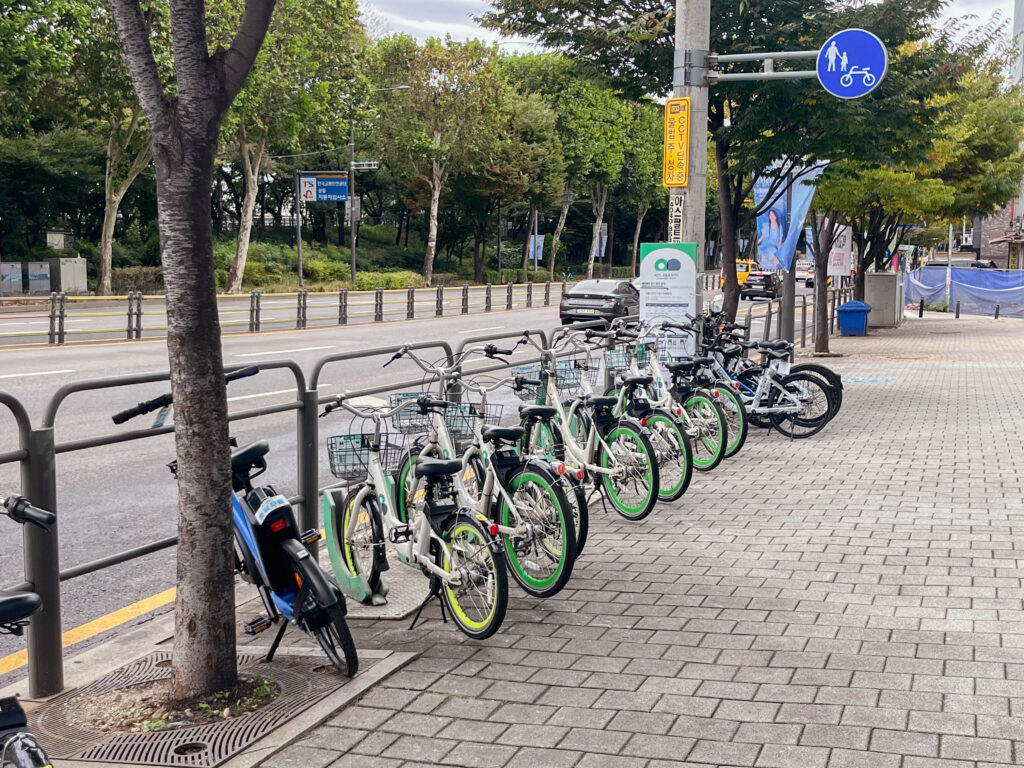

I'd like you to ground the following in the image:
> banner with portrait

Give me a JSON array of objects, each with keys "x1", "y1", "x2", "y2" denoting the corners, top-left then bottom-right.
[{"x1": 753, "y1": 164, "x2": 826, "y2": 271}]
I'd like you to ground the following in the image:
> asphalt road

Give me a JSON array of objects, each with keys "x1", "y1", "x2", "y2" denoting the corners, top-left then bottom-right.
[{"x1": 0, "y1": 289, "x2": 811, "y2": 682}]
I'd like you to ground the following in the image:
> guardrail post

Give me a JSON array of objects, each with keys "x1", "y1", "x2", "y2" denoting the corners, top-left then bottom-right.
[
  {"x1": 745, "y1": 305, "x2": 753, "y2": 342},
  {"x1": 407, "y1": 287, "x2": 415, "y2": 320},
  {"x1": 800, "y1": 294, "x2": 807, "y2": 348},
  {"x1": 461, "y1": 284, "x2": 469, "y2": 314},
  {"x1": 134, "y1": 292, "x2": 144, "y2": 339},
  {"x1": 544, "y1": 282, "x2": 551, "y2": 306},
  {"x1": 23, "y1": 426, "x2": 63, "y2": 697},
  {"x1": 763, "y1": 301, "x2": 773, "y2": 341},
  {"x1": 485, "y1": 283, "x2": 492, "y2": 312},
  {"x1": 254, "y1": 290, "x2": 262, "y2": 332},
  {"x1": 302, "y1": 289, "x2": 308, "y2": 328},
  {"x1": 436, "y1": 285, "x2": 444, "y2": 317},
  {"x1": 56, "y1": 293, "x2": 67, "y2": 345},
  {"x1": 126, "y1": 293, "x2": 136, "y2": 340},
  {"x1": 374, "y1": 288, "x2": 383, "y2": 322},
  {"x1": 249, "y1": 291, "x2": 258, "y2": 332},
  {"x1": 526, "y1": 282, "x2": 533, "y2": 308},
  {"x1": 955, "y1": 300, "x2": 961, "y2": 319},
  {"x1": 48, "y1": 293, "x2": 57, "y2": 344},
  {"x1": 338, "y1": 289, "x2": 347, "y2": 325},
  {"x1": 506, "y1": 282, "x2": 513, "y2": 311},
  {"x1": 296, "y1": 290, "x2": 307, "y2": 329},
  {"x1": 298, "y1": 390, "x2": 320, "y2": 557}
]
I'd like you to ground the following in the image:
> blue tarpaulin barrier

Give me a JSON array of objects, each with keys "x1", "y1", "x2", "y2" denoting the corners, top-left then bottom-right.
[{"x1": 904, "y1": 267, "x2": 1024, "y2": 318}]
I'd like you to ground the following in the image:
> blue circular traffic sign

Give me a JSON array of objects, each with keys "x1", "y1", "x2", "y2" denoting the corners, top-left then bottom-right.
[{"x1": 816, "y1": 28, "x2": 888, "y2": 99}]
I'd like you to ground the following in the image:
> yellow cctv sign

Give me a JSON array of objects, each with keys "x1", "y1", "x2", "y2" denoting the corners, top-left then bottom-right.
[{"x1": 663, "y1": 97, "x2": 690, "y2": 188}]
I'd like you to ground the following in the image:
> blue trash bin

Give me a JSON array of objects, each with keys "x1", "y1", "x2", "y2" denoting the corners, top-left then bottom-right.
[{"x1": 837, "y1": 300, "x2": 871, "y2": 336}]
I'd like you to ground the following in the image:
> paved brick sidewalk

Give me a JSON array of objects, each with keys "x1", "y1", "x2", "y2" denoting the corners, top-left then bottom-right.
[{"x1": 259, "y1": 312, "x2": 1024, "y2": 768}]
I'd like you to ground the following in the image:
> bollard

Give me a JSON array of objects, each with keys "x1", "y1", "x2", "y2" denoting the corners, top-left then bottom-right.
[
  {"x1": 338, "y1": 289, "x2": 348, "y2": 325},
  {"x1": 249, "y1": 290, "x2": 258, "y2": 332},
  {"x1": 800, "y1": 294, "x2": 807, "y2": 348},
  {"x1": 374, "y1": 288, "x2": 384, "y2": 322},
  {"x1": 254, "y1": 290, "x2": 262, "y2": 332},
  {"x1": 830, "y1": 292, "x2": 837, "y2": 334},
  {"x1": 301, "y1": 289, "x2": 308, "y2": 328},
  {"x1": 48, "y1": 292, "x2": 57, "y2": 345},
  {"x1": 485, "y1": 283, "x2": 492, "y2": 312},
  {"x1": 134, "y1": 292, "x2": 143, "y2": 339},
  {"x1": 436, "y1": 285, "x2": 444, "y2": 317},
  {"x1": 544, "y1": 281, "x2": 551, "y2": 306},
  {"x1": 745, "y1": 306, "x2": 753, "y2": 341},
  {"x1": 955, "y1": 300, "x2": 960, "y2": 319},
  {"x1": 763, "y1": 301, "x2": 773, "y2": 341},
  {"x1": 919, "y1": 298, "x2": 924, "y2": 318},
  {"x1": 296, "y1": 289, "x2": 308, "y2": 329},
  {"x1": 527, "y1": 282, "x2": 533, "y2": 308},
  {"x1": 995, "y1": 303, "x2": 1000, "y2": 320},
  {"x1": 461, "y1": 284, "x2": 469, "y2": 314},
  {"x1": 57, "y1": 293, "x2": 67, "y2": 344},
  {"x1": 506, "y1": 282, "x2": 513, "y2": 311},
  {"x1": 125, "y1": 293, "x2": 135, "y2": 340},
  {"x1": 561, "y1": 280, "x2": 567, "y2": 299},
  {"x1": 407, "y1": 287, "x2": 415, "y2": 320}
]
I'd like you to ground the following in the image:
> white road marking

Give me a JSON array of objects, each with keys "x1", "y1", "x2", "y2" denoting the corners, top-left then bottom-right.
[
  {"x1": 349, "y1": 395, "x2": 386, "y2": 407},
  {"x1": 0, "y1": 369, "x2": 74, "y2": 379},
  {"x1": 235, "y1": 345, "x2": 335, "y2": 358},
  {"x1": 458, "y1": 325, "x2": 504, "y2": 334},
  {"x1": 228, "y1": 382, "x2": 334, "y2": 402}
]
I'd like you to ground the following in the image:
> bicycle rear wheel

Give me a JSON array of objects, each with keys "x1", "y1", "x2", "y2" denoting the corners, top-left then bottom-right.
[
  {"x1": 598, "y1": 421, "x2": 659, "y2": 520},
  {"x1": 715, "y1": 384, "x2": 749, "y2": 458},
  {"x1": 792, "y1": 363, "x2": 843, "y2": 417},
  {"x1": 768, "y1": 372, "x2": 834, "y2": 439},
  {"x1": 441, "y1": 513, "x2": 508, "y2": 639},
  {"x1": 311, "y1": 603, "x2": 359, "y2": 676},
  {"x1": 647, "y1": 409, "x2": 692, "y2": 502},
  {"x1": 683, "y1": 392, "x2": 727, "y2": 471}
]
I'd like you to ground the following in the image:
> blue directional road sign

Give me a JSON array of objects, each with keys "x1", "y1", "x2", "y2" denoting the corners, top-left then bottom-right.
[
  {"x1": 816, "y1": 28, "x2": 888, "y2": 99},
  {"x1": 299, "y1": 172, "x2": 349, "y2": 202}
]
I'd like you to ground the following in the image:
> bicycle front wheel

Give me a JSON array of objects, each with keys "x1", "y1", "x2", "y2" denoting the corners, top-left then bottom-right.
[
  {"x1": 500, "y1": 467, "x2": 576, "y2": 598},
  {"x1": 715, "y1": 384, "x2": 749, "y2": 458},
  {"x1": 647, "y1": 409, "x2": 692, "y2": 502},
  {"x1": 441, "y1": 513, "x2": 508, "y2": 639},
  {"x1": 599, "y1": 421, "x2": 660, "y2": 520},
  {"x1": 684, "y1": 392, "x2": 727, "y2": 471},
  {"x1": 339, "y1": 489, "x2": 381, "y2": 592},
  {"x1": 311, "y1": 603, "x2": 359, "y2": 676},
  {"x1": 769, "y1": 372, "x2": 835, "y2": 439}
]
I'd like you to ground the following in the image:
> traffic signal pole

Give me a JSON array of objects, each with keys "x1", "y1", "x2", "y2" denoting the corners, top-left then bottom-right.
[{"x1": 673, "y1": 0, "x2": 711, "y2": 309}]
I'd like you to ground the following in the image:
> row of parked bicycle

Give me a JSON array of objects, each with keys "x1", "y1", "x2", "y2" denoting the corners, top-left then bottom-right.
[{"x1": 0, "y1": 311, "x2": 842, "y2": 767}]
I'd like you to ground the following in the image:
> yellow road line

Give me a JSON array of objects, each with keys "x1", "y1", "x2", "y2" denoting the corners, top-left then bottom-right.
[{"x1": 0, "y1": 587, "x2": 176, "y2": 676}]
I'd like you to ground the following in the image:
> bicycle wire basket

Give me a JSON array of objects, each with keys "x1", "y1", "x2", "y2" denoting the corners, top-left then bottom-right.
[
  {"x1": 327, "y1": 433, "x2": 404, "y2": 481},
  {"x1": 603, "y1": 348, "x2": 633, "y2": 378},
  {"x1": 554, "y1": 353, "x2": 599, "y2": 393},
  {"x1": 445, "y1": 400, "x2": 504, "y2": 441},
  {"x1": 388, "y1": 392, "x2": 431, "y2": 434},
  {"x1": 513, "y1": 364, "x2": 543, "y2": 402}
]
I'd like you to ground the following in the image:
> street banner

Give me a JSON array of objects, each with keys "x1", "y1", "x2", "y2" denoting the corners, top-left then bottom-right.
[
  {"x1": 637, "y1": 243, "x2": 698, "y2": 355},
  {"x1": 662, "y1": 98, "x2": 691, "y2": 187},
  {"x1": 528, "y1": 234, "x2": 545, "y2": 263},
  {"x1": 753, "y1": 165, "x2": 825, "y2": 271},
  {"x1": 805, "y1": 226, "x2": 815, "y2": 266},
  {"x1": 827, "y1": 223, "x2": 853, "y2": 277}
]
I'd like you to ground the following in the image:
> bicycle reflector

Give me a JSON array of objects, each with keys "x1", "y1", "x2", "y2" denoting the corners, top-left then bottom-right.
[
  {"x1": 675, "y1": 407, "x2": 683, "y2": 416},
  {"x1": 641, "y1": 417, "x2": 648, "y2": 427},
  {"x1": 711, "y1": 389, "x2": 720, "y2": 398},
  {"x1": 271, "y1": 519, "x2": 287, "y2": 532},
  {"x1": 489, "y1": 523, "x2": 500, "y2": 537},
  {"x1": 556, "y1": 463, "x2": 566, "y2": 475},
  {"x1": 576, "y1": 469, "x2": 584, "y2": 480}
]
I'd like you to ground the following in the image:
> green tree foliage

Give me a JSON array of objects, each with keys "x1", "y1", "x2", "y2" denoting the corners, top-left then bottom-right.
[{"x1": 619, "y1": 100, "x2": 662, "y2": 275}]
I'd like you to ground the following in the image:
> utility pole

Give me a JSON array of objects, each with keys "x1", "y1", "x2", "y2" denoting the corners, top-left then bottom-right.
[
  {"x1": 946, "y1": 222, "x2": 954, "y2": 308},
  {"x1": 349, "y1": 120, "x2": 356, "y2": 284},
  {"x1": 294, "y1": 169, "x2": 304, "y2": 288},
  {"x1": 672, "y1": 0, "x2": 711, "y2": 311}
]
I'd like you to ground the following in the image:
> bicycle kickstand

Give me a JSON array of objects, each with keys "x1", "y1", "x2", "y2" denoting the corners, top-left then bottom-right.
[
  {"x1": 409, "y1": 576, "x2": 447, "y2": 631},
  {"x1": 262, "y1": 620, "x2": 288, "y2": 664}
]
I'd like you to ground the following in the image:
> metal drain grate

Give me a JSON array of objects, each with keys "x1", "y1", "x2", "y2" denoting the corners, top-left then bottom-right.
[{"x1": 31, "y1": 651, "x2": 373, "y2": 767}]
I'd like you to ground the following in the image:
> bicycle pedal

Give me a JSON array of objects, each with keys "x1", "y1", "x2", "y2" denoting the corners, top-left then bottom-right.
[
  {"x1": 300, "y1": 528, "x2": 322, "y2": 545},
  {"x1": 244, "y1": 616, "x2": 273, "y2": 635},
  {"x1": 388, "y1": 525, "x2": 413, "y2": 544}
]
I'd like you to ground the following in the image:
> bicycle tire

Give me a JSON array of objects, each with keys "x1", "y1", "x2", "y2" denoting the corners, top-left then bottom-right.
[
  {"x1": 646, "y1": 408, "x2": 692, "y2": 502},
  {"x1": 768, "y1": 372, "x2": 834, "y2": 439},
  {"x1": 714, "y1": 383, "x2": 749, "y2": 458},
  {"x1": 311, "y1": 603, "x2": 359, "y2": 676},
  {"x1": 2, "y1": 730, "x2": 51, "y2": 768},
  {"x1": 338, "y1": 487, "x2": 381, "y2": 593},
  {"x1": 791, "y1": 363, "x2": 843, "y2": 417},
  {"x1": 598, "y1": 420, "x2": 660, "y2": 520},
  {"x1": 519, "y1": 417, "x2": 587, "y2": 555},
  {"x1": 560, "y1": 475, "x2": 589, "y2": 557},
  {"x1": 682, "y1": 392, "x2": 727, "y2": 471},
  {"x1": 440, "y1": 513, "x2": 508, "y2": 639},
  {"x1": 500, "y1": 466, "x2": 576, "y2": 598}
]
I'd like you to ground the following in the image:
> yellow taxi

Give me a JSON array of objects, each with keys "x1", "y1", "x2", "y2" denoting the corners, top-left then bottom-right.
[{"x1": 720, "y1": 260, "x2": 758, "y2": 288}]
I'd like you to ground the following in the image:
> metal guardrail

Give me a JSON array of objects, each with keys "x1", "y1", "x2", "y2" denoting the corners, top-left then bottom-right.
[{"x1": 0, "y1": 281, "x2": 569, "y2": 347}]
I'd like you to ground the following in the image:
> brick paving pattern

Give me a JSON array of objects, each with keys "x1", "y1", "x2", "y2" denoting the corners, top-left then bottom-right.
[{"x1": 255, "y1": 312, "x2": 1024, "y2": 768}]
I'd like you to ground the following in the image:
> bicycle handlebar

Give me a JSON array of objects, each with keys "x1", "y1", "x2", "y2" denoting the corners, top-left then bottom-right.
[
  {"x1": 3, "y1": 495, "x2": 55, "y2": 530},
  {"x1": 111, "y1": 367, "x2": 260, "y2": 424}
]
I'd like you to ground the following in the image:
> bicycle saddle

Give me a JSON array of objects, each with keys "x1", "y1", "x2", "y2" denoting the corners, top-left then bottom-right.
[
  {"x1": 0, "y1": 590, "x2": 41, "y2": 625},
  {"x1": 721, "y1": 344, "x2": 743, "y2": 356},
  {"x1": 761, "y1": 348, "x2": 790, "y2": 360},
  {"x1": 231, "y1": 441, "x2": 270, "y2": 475},
  {"x1": 482, "y1": 425, "x2": 524, "y2": 444},
  {"x1": 621, "y1": 375, "x2": 654, "y2": 387},
  {"x1": 519, "y1": 404, "x2": 557, "y2": 419},
  {"x1": 666, "y1": 360, "x2": 696, "y2": 373},
  {"x1": 584, "y1": 395, "x2": 617, "y2": 409},
  {"x1": 757, "y1": 340, "x2": 792, "y2": 351},
  {"x1": 414, "y1": 457, "x2": 464, "y2": 479}
]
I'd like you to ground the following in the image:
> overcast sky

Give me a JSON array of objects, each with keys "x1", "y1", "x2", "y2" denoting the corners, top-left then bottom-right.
[{"x1": 363, "y1": 0, "x2": 1014, "y2": 45}]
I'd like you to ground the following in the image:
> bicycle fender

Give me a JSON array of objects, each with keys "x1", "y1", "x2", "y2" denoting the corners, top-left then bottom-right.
[{"x1": 280, "y1": 538, "x2": 342, "y2": 612}]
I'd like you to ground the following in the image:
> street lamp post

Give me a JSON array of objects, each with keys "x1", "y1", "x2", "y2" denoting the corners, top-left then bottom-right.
[{"x1": 349, "y1": 85, "x2": 410, "y2": 284}]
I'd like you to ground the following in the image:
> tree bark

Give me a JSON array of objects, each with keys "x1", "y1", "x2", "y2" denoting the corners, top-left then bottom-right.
[
  {"x1": 631, "y1": 202, "x2": 648, "y2": 277},
  {"x1": 548, "y1": 184, "x2": 571, "y2": 280},
  {"x1": 521, "y1": 203, "x2": 536, "y2": 273},
  {"x1": 423, "y1": 158, "x2": 446, "y2": 286},
  {"x1": 226, "y1": 130, "x2": 265, "y2": 294},
  {"x1": 585, "y1": 182, "x2": 607, "y2": 279},
  {"x1": 809, "y1": 210, "x2": 838, "y2": 354},
  {"x1": 99, "y1": 111, "x2": 152, "y2": 296},
  {"x1": 110, "y1": 0, "x2": 276, "y2": 701}
]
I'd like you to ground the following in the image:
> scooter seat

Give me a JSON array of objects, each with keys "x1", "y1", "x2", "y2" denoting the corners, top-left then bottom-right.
[
  {"x1": 0, "y1": 590, "x2": 41, "y2": 625},
  {"x1": 414, "y1": 457, "x2": 464, "y2": 479},
  {"x1": 482, "y1": 425, "x2": 525, "y2": 443}
]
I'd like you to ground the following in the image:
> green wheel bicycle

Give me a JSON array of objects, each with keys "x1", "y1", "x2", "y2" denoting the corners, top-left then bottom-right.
[
  {"x1": 598, "y1": 421, "x2": 660, "y2": 520},
  {"x1": 714, "y1": 383, "x2": 748, "y2": 458},
  {"x1": 683, "y1": 392, "x2": 727, "y2": 472}
]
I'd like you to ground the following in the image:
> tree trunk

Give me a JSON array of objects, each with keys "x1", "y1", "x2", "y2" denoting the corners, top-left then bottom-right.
[
  {"x1": 99, "y1": 113, "x2": 151, "y2": 296},
  {"x1": 607, "y1": 208, "x2": 615, "y2": 278},
  {"x1": 423, "y1": 161, "x2": 445, "y2": 286},
  {"x1": 548, "y1": 184, "x2": 571, "y2": 279},
  {"x1": 585, "y1": 182, "x2": 607, "y2": 279},
  {"x1": 809, "y1": 210, "x2": 838, "y2": 354},
  {"x1": 715, "y1": 140, "x2": 741, "y2": 321},
  {"x1": 631, "y1": 202, "x2": 648, "y2": 277},
  {"x1": 395, "y1": 211, "x2": 403, "y2": 246},
  {"x1": 521, "y1": 203, "x2": 536, "y2": 273},
  {"x1": 226, "y1": 132, "x2": 265, "y2": 294},
  {"x1": 473, "y1": 228, "x2": 485, "y2": 283},
  {"x1": 854, "y1": 240, "x2": 867, "y2": 300},
  {"x1": 337, "y1": 201, "x2": 345, "y2": 246}
]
